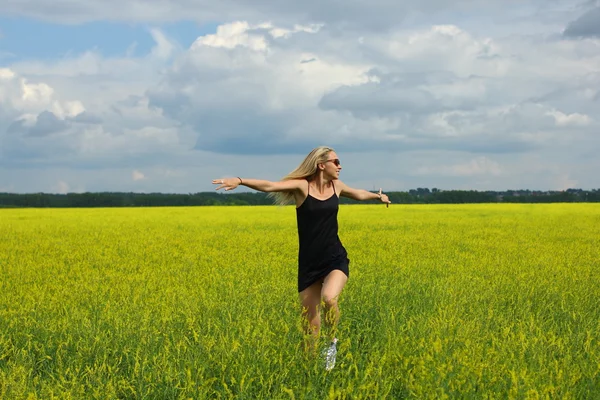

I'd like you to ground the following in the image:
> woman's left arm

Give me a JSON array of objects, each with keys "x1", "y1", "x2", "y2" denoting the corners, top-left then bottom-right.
[{"x1": 337, "y1": 181, "x2": 391, "y2": 206}]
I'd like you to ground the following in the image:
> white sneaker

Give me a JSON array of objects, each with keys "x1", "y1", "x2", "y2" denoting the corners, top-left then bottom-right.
[{"x1": 323, "y1": 338, "x2": 338, "y2": 371}]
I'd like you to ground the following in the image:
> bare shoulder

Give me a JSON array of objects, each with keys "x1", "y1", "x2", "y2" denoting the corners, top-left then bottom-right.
[
  {"x1": 334, "y1": 179, "x2": 348, "y2": 194},
  {"x1": 292, "y1": 178, "x2": 309, "y2": 206},
  {"x1": 336, "y1": 180, "x2": 363, "y2": 200},
  {"x1": 300, "y1": 179, "x2": 311, "y2": 196}
]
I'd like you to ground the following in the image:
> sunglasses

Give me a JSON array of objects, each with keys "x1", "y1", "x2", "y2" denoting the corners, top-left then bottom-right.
[{"x1": 325, "y1": 158, "x2": 341, "y2": 167}]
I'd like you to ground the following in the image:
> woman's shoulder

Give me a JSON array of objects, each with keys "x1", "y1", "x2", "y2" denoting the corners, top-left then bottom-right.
[
  {"x1": 289, "y1": 178, "x2": 308, "y2": 188},
  {"x1": 333, "y1": 179, "x2": 346, "y2": 191}
]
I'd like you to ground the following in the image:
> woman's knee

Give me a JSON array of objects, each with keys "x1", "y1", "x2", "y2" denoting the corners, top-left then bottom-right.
[
  {"x1": 301, "y1": 302, "x2": 320, "y2": 319},
  {"x1": 322, "y1": 294, "x2": 338, "y2": 310},
  {"x1": 301, "y1": 307, "x2": 321, "y2": 332}
]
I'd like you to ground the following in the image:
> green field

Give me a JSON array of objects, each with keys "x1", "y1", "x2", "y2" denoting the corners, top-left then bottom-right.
[{"x1": 1, "y1": 204, "x2": 599, "y2": 399}]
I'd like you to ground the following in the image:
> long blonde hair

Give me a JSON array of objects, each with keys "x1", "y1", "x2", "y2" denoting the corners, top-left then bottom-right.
[{"x1": 270, "y1": 146, "x2": 335, "y2": 205}]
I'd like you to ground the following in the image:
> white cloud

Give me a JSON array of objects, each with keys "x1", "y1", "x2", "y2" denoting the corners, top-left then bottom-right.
[
  {"x1": 0, "y1": 68, "x2": 16, "y2": 79},
  {"x1": 547, "y1": 109, "x2": 592, "y2": 127},
  {"x1": 0, "y1": 67, "x2": 86, "y2": 116},
  {"x1": 193, "y1": 21, "x2": 323, "y2": 51},
  {"x1": 2, "y1": 2, "x2": 600, "y2": 192},
  {"x1": 54, "y1": 180, "x2": 70, "y2": 194},
  {"x1": 132, "y1": 170, "x2": 146, "y2": 181},
  {"x1": 193, "y1": 22, "x2": 268, "y2": 51},
  {"x1": 554, "y1": 173, "x2": 578, "y2": 190},
  {"x1": 149, "y1": 29, "x2": 177, "y2": 59}
]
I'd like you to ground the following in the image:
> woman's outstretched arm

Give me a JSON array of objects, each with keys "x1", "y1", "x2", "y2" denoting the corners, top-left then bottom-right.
[
  {"x1": 337, "y1": 180, "x2": 391, "y2": 206},
  {"x1": 212, "y1": 177, "x2": 303, "y2": 193}
]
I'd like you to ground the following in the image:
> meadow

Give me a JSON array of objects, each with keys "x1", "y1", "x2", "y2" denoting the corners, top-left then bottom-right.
[{"x1": 1, "y1": 204, "x2": 599, "y2": 399}]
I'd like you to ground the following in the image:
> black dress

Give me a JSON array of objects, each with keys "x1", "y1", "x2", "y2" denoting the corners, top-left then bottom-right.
[{"x1": 296, "y1": 181, "x2": 350, "y2": 292}]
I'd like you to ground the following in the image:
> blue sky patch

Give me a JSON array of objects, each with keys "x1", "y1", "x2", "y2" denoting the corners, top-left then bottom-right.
[{"x1": 0, "y1": 18, "x2": 218, "y2": 62}]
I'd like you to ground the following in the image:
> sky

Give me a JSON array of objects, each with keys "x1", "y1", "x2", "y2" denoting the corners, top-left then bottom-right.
[{"x1": 1, "y1": 0, "x2": 599, "y2": 194}]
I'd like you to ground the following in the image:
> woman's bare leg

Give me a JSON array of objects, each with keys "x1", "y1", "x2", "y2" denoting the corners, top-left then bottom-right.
[
  {"x1": 299, "y1": 280, "x2": 323, "y2": 353},
  {"x1": 299, "y1": 270, "x2": 348, "y2": 352},
  {"x1": 321, "y1": 269, "x2": 348, "y2": 341}
]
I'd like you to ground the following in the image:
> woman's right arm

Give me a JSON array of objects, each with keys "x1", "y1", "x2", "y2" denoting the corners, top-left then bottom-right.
[{"x1": 212, "y1": 177, "x2": 303, "y2": 193}]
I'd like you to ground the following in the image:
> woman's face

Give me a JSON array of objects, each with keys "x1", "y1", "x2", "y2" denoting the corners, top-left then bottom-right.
[{"x1": 322, "y1": 151, "x2": 342, "y2": 179}]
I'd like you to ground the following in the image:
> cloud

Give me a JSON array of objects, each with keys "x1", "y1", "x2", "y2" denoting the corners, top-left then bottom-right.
[
  {"x1": 146, "y1": 22, "x2": 599, "y2": 158},
  {"x1": 414, "y1": 156, "x2": 502, "y2": 177},
  {"x1": 554, "y1": 173, "x2": 578, "y2": 190},
  {"x1": 194, "y1": 21, "x2": 322, "y2": 50},
  {"x1": 0, "y1": 67, "x2": 86, "y2": 119},
  {"x1": 8, "y1": 19, "x2": 595, "y2": 162},
  {"x1": 0, "y1": 68, "x2": 15, "y2": 79},
  {"x1": 2, "y1": 5, "x2": 600, "y2": 192},
  {"x1": 0, "y1": 68, "x2": 53, "y2": 111},
  {"x1": 564, "y1": 7, "x2": 600, "y2": 38},
  {"x1": 54, "y1": 180, "x2": 70, "y2": 194},
  {"x1": 0, "y1": 30, "x2": 195, "y2": 168},
  {"x1": 146, "y1": 21, "x2": 377, "y2": 154},
  {"x1": 70, "y1": 111, "x2": 103, "y2": 124},
  {"x1": 0, "y1": 0, "x2": 556, "y2": 29},
  {"x1": 546, "y1": 109, "x2": 591, "y2": 127},
  {"x1": 8, "y1": 110, "x2": 70, "y2": 137},
  {"x1": 132, "y1": 170, "x2": 145, "y2": 181},
  {"x1": 149, "y1": 29, "x2": 177, "y2": 59}
]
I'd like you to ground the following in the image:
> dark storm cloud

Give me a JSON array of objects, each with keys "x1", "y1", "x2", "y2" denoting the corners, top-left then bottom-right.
[
  {"x1": 69, "y1": 111, "x2": 103, "y2": 124},
  {"x1": 7, "y1": 111, "x2": 69, "y2": 137},
  {"x1": 331, "y1": 135, "x2": 538, "y2": 154},
  {"x1": 563, "y1": 7, "x2": 600, "y2": 38},
  {"x1": 318, "y1": 72, "x2": 482, "y2": 118},
  {"x1": 319, "y1": 82, "x2": 440, "y2": 117},
  {"x1": 2, "y1": 0, "x2": 554, "y2": 31}
]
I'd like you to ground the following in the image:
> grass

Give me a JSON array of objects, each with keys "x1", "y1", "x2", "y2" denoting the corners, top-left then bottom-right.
[{"x1": 1, "y1": 204, "x2": 599, "y2": 398}]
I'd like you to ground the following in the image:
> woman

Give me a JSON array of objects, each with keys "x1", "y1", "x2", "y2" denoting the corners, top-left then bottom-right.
[{"x1": 212, "y1": 146, "x2": 391, "y2": 370}]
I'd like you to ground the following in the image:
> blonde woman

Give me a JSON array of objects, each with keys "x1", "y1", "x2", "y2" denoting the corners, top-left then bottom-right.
[{"x1": 212, "y1": 146, "x2": 391, "y2": 370}]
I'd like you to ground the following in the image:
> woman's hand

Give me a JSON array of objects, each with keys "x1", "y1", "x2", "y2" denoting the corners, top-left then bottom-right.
[
  {"x1": 379, "y1": 188, "x2": 391, "y2": 208},
  {"x1": 212, "y1": 177, "x2": 243, "y2": 191}
]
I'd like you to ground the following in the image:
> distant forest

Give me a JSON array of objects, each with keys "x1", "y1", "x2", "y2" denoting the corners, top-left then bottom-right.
[{"x1": 1, "y1": 188, "x2": 598, "y2": 208}]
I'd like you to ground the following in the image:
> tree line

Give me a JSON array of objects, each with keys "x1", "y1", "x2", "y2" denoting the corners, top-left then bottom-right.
[{"x1": 0, "y1": 188, "x2": 598, "y2": 208}]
